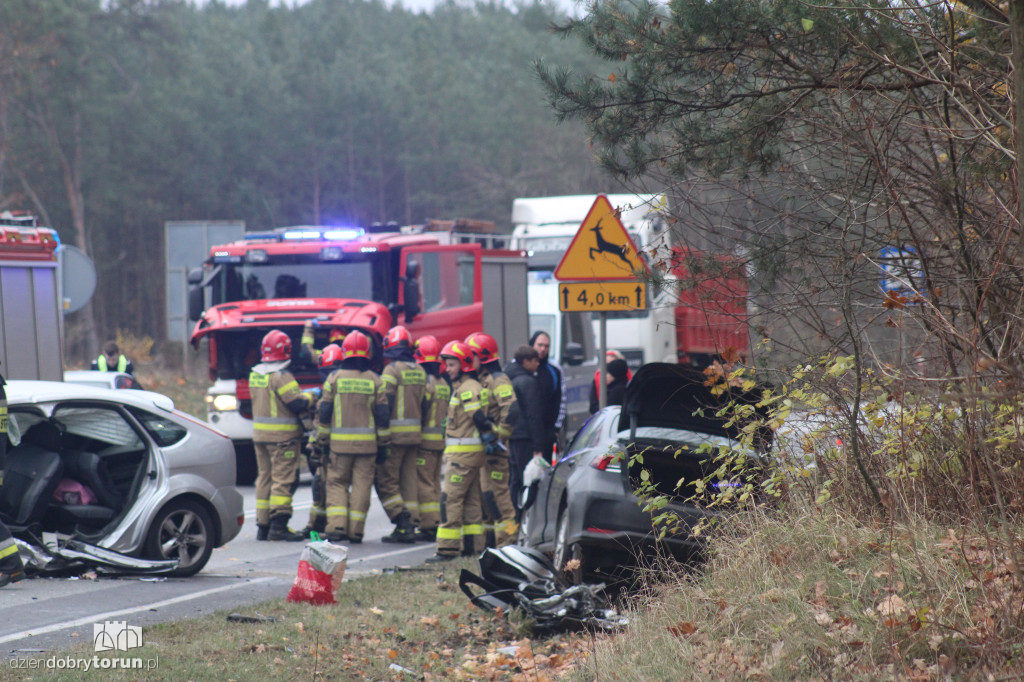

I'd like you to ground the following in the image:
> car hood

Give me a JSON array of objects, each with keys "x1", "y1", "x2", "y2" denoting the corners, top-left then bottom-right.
[{"x1": 617, "y1": 363, "x2": 773, "y2": 445}]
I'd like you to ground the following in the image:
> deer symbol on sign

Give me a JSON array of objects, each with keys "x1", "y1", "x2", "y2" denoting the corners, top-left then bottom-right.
[{"x1": 588, "y1": 219, "x2": 632, "y2": 266}]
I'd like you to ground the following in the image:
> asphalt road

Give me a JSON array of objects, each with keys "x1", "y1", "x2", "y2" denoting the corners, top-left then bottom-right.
[{"x1": 1, "y1": 484, "x2": 437, "y2": 659}]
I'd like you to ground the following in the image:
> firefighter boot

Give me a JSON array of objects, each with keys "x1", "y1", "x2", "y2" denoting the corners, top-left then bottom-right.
[
  {"x1": 256, "y1": 524, "x2": 270, "y2": 541},
  {"x1": 268, "y1": 516, "x2": 306, "y2": 542},
  {"x1": 381, "y1": 511, "x2": 416, "y2": 544},
  {"x1": 301, "y1": 516, "x2": 327, "y2": 537},
  {"x1": 414, "y1": 526, "x2": 437, "y2": 543}
]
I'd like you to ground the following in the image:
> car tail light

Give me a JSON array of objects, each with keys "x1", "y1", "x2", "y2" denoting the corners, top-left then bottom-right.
[
  {"x1": 591, "y1": 454, "x2": 621, "y2": 472},
  {"x1": 585, "y1": 527, "x2": 616, "y2": 534},
  {"x1": 237, "y1": 515, "x2": 245, "y2": 527}
]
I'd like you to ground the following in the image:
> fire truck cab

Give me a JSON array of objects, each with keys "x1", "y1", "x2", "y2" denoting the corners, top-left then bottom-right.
[{"x1": 189, "y1": 223, "x2": 527, "y2": 483}]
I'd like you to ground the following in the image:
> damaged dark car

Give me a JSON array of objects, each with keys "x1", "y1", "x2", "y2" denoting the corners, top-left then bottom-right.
[{"x1": 519, "y1": 363, "x2": 772, "y2": 582}]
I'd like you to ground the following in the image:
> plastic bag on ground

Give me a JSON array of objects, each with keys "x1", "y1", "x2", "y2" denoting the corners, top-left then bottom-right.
[{"x1": 286, "y1": 539, "x2": 348, "y2": 605}]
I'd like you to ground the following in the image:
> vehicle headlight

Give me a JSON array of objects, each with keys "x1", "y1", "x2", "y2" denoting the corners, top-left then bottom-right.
[{"x1": 208, "y1": 394, "x2": 239, "y2": 412}]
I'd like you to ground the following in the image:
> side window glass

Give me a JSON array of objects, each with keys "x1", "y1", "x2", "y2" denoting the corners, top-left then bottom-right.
[
  {"x1": 568, "y1": 414, "x2": 605, "y2": 454},
  {"x1": 52, "y1": 406, "x2": 145, "y2": 450},
  {"x1": 417, "y1": 249, "x2": 475, "y2": 313},
  {"x1": 128, "y1": 407, "x2": 188, "y2": 447}
]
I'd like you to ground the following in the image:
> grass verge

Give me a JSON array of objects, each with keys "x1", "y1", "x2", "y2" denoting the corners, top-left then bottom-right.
[
  {"x1": 10, "y1": 557, "x2": 589, "y2": 681},
  {"x1": 573, "y1": 506, "x2": 1024, "y2": 680}
]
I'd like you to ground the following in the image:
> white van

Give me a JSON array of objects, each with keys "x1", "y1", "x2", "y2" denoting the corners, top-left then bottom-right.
[{"x1": 512, "y1": 194, "x2": 676, "y2": 371}]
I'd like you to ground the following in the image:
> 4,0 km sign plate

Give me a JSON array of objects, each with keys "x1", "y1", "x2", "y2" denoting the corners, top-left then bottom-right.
[{"x1": 559, "y1": 281, "x2": 647, "y2": 312}]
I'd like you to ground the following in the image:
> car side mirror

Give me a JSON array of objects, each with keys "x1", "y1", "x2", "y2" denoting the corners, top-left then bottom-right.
[
  {"x1": 563, "y1": 342, "x2": 585, "y2": 367},
  {"x1": 188, "y1": 284, "x2": 205, "y2": 322},
  {"x1": 402, "y1": 261, "x2": 421, "y2": 322},
  {"x1": 187, "y1": 267, "x2": 203, "y2": 285}
]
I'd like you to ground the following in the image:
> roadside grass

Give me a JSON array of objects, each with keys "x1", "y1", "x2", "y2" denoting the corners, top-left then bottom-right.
[
  {"x1": 11, "y1": 558, "x2": 588, "y2": 681},
  {"x1": 133, "y1": 369, "x2": 207, "y2": 420},
  {"x1": 574, "y1": 506, "x2": 1024, "y2": 680}
]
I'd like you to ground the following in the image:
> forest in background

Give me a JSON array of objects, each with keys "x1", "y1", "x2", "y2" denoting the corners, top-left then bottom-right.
[{"x1": 0, "y1": 0, "x2": 610, "y2": 361}]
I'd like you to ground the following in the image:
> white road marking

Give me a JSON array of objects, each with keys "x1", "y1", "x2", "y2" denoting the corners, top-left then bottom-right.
[{"x1": 0, "y1": 577, "x2": 275, "y2": 645}]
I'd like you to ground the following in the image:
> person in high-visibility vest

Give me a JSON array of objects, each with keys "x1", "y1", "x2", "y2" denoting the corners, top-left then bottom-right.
[
  {"x1": 313, "y1": 331, "x2": 391, "y2": 543},
  {"x1": 90, "y1": 340, "x2": 134, "y2": 375},
  {"x1": 250, "y1": 330, "x2": 318, "y2": 542},
  {"x1": 0, "y1": 362, "x2": 26, "y2": 587},
  {"x1": 425, "y1": 340, "x2": 495, "y2": 563},
  {"x1": 300, "y1": 343, "x2": 344, "y2": 537},
  {"x1": 411, "y1": 336, "x2": 447, "y2": 542},
  {"x1": 375, "y1": 326, "x2": 426, "y2": 543},
  {"x1": 466, "y1": 332, "x2": 519, "y2": 548}
]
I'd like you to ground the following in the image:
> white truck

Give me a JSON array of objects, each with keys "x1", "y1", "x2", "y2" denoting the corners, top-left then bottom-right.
[{"x1": 511, "y1": 194, "x2": 677, "y2": 372}]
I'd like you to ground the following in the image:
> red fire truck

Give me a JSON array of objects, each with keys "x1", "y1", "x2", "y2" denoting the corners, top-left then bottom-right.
[
  {"x1": 0, "y1": 212, "x2": 63, "y2": 380},
  {"x1": 188, "y1": 221, "x2": 528, "y2": 483}
]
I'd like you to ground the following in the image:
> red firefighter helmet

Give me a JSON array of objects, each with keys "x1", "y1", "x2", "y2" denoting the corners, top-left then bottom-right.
[
  {"x1": 440, "y1": 340, "x2": 475, "y2": 373},
  {"x1": 260, "y1": 330, "x2": 292, "y2": 362},
  {"x1": 341, "y1": 330, "x2": 371, "y2": 360},
  {"x1": 465, "y1": 332, "x2": 499, "y2": 364},
  {"x1": 383, "y1": 325, "x2": 412, "y2": 350},
  {"x1": 413, "y1": 335, "x2": 441, "y2": 364},
  {"x1": 319, "y1": 343, "x2": 343, "y2": 368},
  {"x1": 328, "y1": 328, "x2": 346, "y2": 343}
]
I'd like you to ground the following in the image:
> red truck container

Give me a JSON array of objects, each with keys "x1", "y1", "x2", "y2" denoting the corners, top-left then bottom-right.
[{"x1": 669, "y1": 246, "x2": 750, "y2": 366}]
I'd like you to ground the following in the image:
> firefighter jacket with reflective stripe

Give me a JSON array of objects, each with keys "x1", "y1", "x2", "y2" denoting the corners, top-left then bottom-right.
[
  {"x1": 420, "y1": 375, "x2": 450, "y2": 452},
  {"x1": 249, "y1": 369, "x2": 313, "y2": 443},
  {"x1": 381, "y1": 360, "x2": 426, "y2": 446},
  {"x1": 316, "y1": 368, "x2": 390, "y2": 455},
  {"x1": 444, "y1": 375, "x2": 487, "y2": 459},
  {"x1": 479, "y1": 368, "x2": 516, "y2": 443}
]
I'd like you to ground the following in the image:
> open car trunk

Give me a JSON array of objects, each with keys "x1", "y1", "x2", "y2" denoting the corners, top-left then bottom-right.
[{"x1": 618, "y1": 364, "x2": 772, "y2": 505}]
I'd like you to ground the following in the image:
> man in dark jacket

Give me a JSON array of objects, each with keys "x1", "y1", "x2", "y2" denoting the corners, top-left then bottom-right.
[
  {"x1": 504, "y1": 345, "x2": 546, "y2": 515},
  {"x1": 529, "y1": 331, "x2": 564, "y2": 459}
]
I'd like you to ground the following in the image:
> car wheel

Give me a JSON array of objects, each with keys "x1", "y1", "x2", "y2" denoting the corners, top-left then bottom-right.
[
  {"x1": 553, "y1": 505, "x2": 583, "y2": 584},
  {"x1": 145, "y1": 500, "x2": 214, "y2": 577}
]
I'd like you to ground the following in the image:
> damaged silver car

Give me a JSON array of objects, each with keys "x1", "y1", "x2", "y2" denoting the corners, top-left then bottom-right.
[{"x1": 0, "y1": 381, "x2": 244, "y2": 577}]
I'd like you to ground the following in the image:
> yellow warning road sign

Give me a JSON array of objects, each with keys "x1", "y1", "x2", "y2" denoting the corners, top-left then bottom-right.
[
  {"x1": 558, "y1": 281, "x2": 648, "y2": 312},
  {"x1": 553, "y1": 195, "x2": 649, "y2": 281}
]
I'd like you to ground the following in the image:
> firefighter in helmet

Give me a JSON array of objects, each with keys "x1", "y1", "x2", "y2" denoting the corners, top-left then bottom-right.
[
  {"x1": 466, "y1": 331, "x2": 519, "y2": 547},
  {"x1": 425, "y1": 339, "x2": 494, "y2": 562},
  {"x1": 0, "y1": 360, "x2": 26, "y2": 587},
  {"x1": 412, "y1": 335, "x2": 447, "y2": 541},
  {"x1": 300, "y1": 342, "x2": 343, "y2": 537},
  {"x1": 375, "y1": 325, "x2": 426, "y2": 543},
  {"x1": 300, "y1": 318, "x2": 346, "y2": 365},
  {"x1": 250, "y1": 330, "x2": 319, "y2": 541},
  {"x1": 313, "y1": 331, "x2": 391, "y2": 543}
]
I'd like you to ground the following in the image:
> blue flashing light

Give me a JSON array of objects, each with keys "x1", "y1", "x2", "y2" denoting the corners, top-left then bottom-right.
[
  {"x1": 283, "y1": 229, "x2": 323, "y2": 240},
  {"x1": 324, "y1": 228, "x2": 365, "y2": 241}
]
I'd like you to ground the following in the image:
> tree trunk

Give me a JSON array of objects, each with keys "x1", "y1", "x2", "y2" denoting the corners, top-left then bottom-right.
[{"x1": 1012, "y1": 0, "x2": 1024, "y2": 258}]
